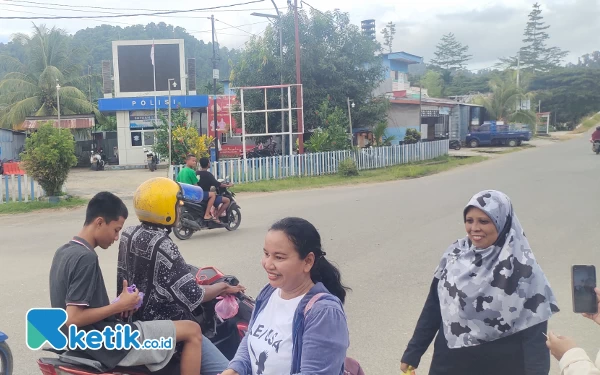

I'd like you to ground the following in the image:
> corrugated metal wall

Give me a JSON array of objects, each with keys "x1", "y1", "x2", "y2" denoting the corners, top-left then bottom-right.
[{"x1": 0, "y1": 130, "x2": 26, "y2": 161}]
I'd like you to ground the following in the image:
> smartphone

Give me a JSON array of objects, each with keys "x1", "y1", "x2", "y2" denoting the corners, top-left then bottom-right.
[{"x1": 572, "y1": 265, "x2": 598, "y2": 314}]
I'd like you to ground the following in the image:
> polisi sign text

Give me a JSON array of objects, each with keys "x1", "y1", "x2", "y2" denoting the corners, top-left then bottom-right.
[{"x1": 131, "y1": 98, "x2": 176, "y2": 108}]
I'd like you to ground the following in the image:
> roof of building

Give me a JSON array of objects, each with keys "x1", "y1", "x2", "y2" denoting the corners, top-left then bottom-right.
[
  {"x1": 382, "y1": 51, "x2": 423, "y2": 64},
  {"x1": 17, "y1": 114, "x2": 96, "y2": 130}
]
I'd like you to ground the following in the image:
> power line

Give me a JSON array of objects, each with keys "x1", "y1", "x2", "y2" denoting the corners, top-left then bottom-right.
[
  {"x1": 215, "y1": 18, "x2": 257, "y2": 36},
  {"x1": 0, "y1": 0, "x2": 265, "y2": 19},
  {"x1": 0, "y1": 0, "x2": 270, "y2": 13},
  {"x1": 0, "y1": 0, "x2": 275, "y2": 16}
]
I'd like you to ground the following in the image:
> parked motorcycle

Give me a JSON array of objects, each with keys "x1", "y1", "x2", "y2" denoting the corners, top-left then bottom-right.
[
  {"x1": 449, "y1": 139, "x2": 462, "y2": 150},
  {"x1": 0, "y1": 330, "x2": 13, "y2": 375},
  {"x1": 244, "y1": 141, "x2": 280, "y2": 158},
  {"x1": 591, "y1": 139, "x2": 600, "y2": 154},
  {"x1": 143, "y1": 148, "x2": 158, "y2": 172},
  {"x1": 36, "y1": 265, "x2": 254, "y2": 375},
  {"x1": 90, "y1": 152, "x2": 105, "y2": 171},
  {"x1": 173, "y1": 177, "x2": 242, "y2": 240}
]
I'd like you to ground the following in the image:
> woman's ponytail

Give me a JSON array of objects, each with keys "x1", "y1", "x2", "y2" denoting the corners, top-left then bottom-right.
[{"x1": 269, "y1": 217, "x2": 351, "y2": 303}]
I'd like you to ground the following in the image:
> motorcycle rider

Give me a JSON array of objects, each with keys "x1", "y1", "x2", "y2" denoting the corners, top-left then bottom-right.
[
  {"x1": 196, "y1": 157, "x2": 234, "y2": 222},
  {"x1": 592, "y1": 126, "x2": 600, "y2": 141},
  {"x1": 117, "y1": 177, "x2": 245, "y2": 375},
  {"x1": 178, "y1": 154, "x2": 218, "y2": 222},
  {"x1": 49, "y1": 191, "x2": 203, "y2": 374}
]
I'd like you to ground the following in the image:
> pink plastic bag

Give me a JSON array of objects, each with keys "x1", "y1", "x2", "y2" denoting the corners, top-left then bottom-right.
[{"x1": 215, "y1": 295, "x2": 239, "y2": 320}]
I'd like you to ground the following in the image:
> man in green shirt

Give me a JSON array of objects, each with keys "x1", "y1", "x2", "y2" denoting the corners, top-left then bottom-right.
[{"x1": 176, "y1": 154, "x2": 217, "y2": 221}]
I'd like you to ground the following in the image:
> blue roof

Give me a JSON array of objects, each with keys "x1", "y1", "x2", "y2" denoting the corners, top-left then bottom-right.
[{"x1": 383, "y1": 51, "x2": 423, "y2": 64}]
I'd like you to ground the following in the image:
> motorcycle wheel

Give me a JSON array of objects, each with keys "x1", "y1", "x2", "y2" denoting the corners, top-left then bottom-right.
[
  {"x1": 226, "y1": 207, "x2": 242, "y2": 231},
  {"x1": 0, "y1": 341, "x2": 13, "y2": 375},
  {"x1": 173, "y1": 213, "x2": 195, "y2": 240},
  {"x1": 453, "y1": 143, "x2": 461, "y2": 150}
]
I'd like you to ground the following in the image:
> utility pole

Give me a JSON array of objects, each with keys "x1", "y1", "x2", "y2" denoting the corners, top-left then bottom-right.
[
  {"x1": 293, "y1": 0, "x2": 304, "y2": 154},
  {"x1": 211, "y1": 14, "x2": 220, "y2": 173}
]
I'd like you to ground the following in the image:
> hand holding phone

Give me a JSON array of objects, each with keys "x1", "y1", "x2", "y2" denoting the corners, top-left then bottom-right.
[{"x1": 572, "y1": 265, "x2": 598, "y2": 314}]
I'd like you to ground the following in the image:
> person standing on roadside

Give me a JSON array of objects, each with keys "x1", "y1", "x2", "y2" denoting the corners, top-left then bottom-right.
[{"x1": 400, "y1": 190, "x2": 559, "y2": 375}]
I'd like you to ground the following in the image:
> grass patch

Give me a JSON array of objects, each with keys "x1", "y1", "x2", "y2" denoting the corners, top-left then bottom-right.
[
  {"x1": 571, "y1": 113, "x2": 600, "y2": 134},
  {"x1": 233, "y1": 155, "x2": 487, "y2": 193},
  {"x1": 0, "y1": 197, "x2": 88, "y2": 214}
]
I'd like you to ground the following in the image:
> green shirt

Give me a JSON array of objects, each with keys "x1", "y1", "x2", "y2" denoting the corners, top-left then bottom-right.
[{"x1": 176, "y1": 167, "x2": 198, "y2": 185}]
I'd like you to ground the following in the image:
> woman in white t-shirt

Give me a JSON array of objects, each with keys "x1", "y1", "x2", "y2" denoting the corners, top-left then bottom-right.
[{"x1": 222, "y1": 217, "x2": 350, "y2": 375}]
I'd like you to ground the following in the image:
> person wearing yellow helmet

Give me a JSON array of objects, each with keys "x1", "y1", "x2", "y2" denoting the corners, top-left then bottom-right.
[{"x1": 117, "y1": 177, "x2": 245, "y2": 374}]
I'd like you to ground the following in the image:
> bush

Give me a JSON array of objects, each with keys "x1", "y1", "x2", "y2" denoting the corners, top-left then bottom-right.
[
  {"x1": 404, "y1": 128, "x2": 421, "y2": 144},
  {"x1": 20, "y1": 122, "x2": 77, "y2": 197},
  {"x1": 338, "y1": 158, "x2": 358, "y2": 177}
]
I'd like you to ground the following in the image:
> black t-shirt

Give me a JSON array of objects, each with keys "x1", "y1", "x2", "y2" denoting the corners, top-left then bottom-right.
[
  {"x1": 49, "y1": 237, "x2": 136, "y2": 369},
  {"x1": 196, "y1": 170, "x2": 220, "y2": 192}
]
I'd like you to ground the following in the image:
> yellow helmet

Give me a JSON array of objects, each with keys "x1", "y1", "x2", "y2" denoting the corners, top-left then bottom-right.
[{"x1": 133, "y1": 177, "x2": 181, "y2": 226}]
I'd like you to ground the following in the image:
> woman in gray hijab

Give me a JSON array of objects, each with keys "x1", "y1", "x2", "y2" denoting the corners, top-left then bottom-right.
[{"x1": 400, "y1": 190, "x2": 559, "y2": 375}]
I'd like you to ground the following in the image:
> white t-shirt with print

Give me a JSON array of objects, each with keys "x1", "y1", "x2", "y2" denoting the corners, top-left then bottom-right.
[{"x1": 247, "y1": 289, "x2": 305, "y2": 375}]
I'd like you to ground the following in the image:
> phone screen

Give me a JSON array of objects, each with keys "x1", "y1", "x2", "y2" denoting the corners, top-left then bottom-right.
[{"x1": 572, "y1": 265, "x2": 597, "y2": 313}]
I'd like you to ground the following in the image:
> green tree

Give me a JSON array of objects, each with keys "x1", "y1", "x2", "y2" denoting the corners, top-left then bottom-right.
[
  {"x1": 473, "y1": 76, "x2": 537, "y2": 124},
  {"x1": 230, "y1": 8, "x2": 385, "y2": 136},
  {"x1": 372, "y1": 121, "x2": 396, "y2": 146},
  {"x1": 0, "y1": 24, "x2": 96, "y2": 129},
  {"x1": 430, "y1": 33, "x2": 472, "y2": 71},
  {"x1": 305, "y1": 98, "x2": 351, "y2": 152},
  {"x1": 381, "y1": 22, "x2": 396, "y2": 53},
  {"x1": 499, "y1": 3, "x2": 568, "y2": 72},
  {"x1": 421, "y1": 70, "x2": 444, "y2": 97},
  {"x1": 20, "y1": 122, "x2": 77, "y2": 197},
  {"x1": 529, "y1": 67, "x2": 600, "y2": 128}
]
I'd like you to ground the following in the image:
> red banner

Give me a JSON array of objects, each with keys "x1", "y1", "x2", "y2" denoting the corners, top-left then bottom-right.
[{"x1": 208, "y1": 96, "x2": 240, "y2": 136}]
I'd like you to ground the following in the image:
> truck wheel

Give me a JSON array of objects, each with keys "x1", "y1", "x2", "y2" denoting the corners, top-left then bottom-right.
[
  {"x1": 508, "y1": 139, "x2": 518, "y2": 147},
  {"x1": 469, "y1": 139, "x2": 479, "y2": 148}
]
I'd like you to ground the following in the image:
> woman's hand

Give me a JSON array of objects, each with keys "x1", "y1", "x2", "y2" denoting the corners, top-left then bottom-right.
[
  {"x1": 219, "y1": 370, "x2": 239, "y2": 375},
  {"x1": 582, "y1": 287, "x2": 600, "y2": 324},
  {"x1": 400, "y1": 362, "x2": 416, "y2": 374},
  {"x1": 546, "y1": 331, "x2": 577, "y2": 361}
]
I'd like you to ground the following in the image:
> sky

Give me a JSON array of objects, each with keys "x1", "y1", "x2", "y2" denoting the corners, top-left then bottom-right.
[{"x1": 1, "y1": 0, "x2": 598, "y2": 71}]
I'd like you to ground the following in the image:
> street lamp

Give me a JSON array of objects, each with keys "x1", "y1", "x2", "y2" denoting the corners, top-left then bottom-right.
[
  {"x1": 347, "y1": 97, "x2": 355, "y2": 145},
  {"x1": 56, "y1": 79, "x2": 61, "y2": 132},
  {"x1": 252, "y1": 4, "x2": 286, "y2": 153},
  {"x1": 168, "y1": 78, "x2": 177, "y2": 169}
]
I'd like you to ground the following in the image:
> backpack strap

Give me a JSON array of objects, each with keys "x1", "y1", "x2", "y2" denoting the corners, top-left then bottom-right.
[{"x1": 303, "y1": 292, "x2": 328, "y2": 316}]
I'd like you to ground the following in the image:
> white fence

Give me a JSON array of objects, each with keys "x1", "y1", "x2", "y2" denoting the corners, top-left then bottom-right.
[
  {"x1": 172, "y1": 140, "x2": 449, "y2": 185},
  {"x1": 0, "y1": 174, "x2": 45, "y2": 203}
]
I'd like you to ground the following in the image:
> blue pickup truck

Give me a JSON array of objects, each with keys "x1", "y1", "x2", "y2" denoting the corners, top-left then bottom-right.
[{"x1": 466, "y1": 122, "x2": 532, "y2": 148}]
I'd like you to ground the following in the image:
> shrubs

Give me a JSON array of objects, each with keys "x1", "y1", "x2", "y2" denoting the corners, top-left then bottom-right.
[
  {"x1": 338, "y1": 158, "x2": 358, "y2": 177},
  {"x1": 20, "y1": 122, "x2": 77, "y2": 197},
  {"x1": 404, "y1": 128, "x2": 421, "y2": 144}
]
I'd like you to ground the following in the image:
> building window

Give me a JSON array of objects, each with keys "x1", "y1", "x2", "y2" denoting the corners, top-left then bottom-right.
[
  {"x1": 221, "y1": 132, "x2": 227, "y2": 144},
  {"x1": 143, "y1": 131, "x2": 155, "y2": 146}
]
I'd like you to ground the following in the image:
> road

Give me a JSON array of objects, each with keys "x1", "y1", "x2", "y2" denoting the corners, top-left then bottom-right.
[{"x1": 2, "y1": 134, "x2": 599, "y2": 374}]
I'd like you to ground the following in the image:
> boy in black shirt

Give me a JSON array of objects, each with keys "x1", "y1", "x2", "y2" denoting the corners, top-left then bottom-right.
[
  {"x1": 196, "y1": 157, "x2": 234, "y2": 222},
  {"x1": 49, "y1": 192, "x2": 203, "y2": 374}
]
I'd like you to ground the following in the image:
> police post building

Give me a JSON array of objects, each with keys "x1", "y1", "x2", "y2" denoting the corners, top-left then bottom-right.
[{"x1": 98, "y1": 39, "x2": 209, "y2": 166}]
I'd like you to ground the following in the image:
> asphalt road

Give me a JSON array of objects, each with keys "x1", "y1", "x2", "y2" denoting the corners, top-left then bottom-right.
[{"x1": 2, "y1": 134, "x2": 599, "y2": 374}]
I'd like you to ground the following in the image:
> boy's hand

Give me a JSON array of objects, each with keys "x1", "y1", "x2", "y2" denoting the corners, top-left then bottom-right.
[{"x1": 117, "y1": 280, "x2": 141, "y2": 312}]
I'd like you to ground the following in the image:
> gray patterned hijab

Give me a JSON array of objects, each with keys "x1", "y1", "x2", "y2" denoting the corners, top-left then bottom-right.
[{"x1": 434, "y1": 190, "x2": 559, "y2": 349}]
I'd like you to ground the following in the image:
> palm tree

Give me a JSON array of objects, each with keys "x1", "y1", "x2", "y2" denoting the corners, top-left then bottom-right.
[
  {"x1": 474, "y1": 75, "x2": 537, "y2": 125},
  {"x1": 0, "y1": 24, "x2": 96, "y2": 129}
]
